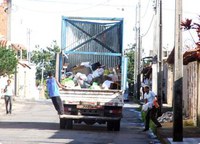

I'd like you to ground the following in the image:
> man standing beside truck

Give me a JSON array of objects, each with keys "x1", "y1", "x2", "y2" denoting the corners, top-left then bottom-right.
[
  {"x1": 143, "y1": 85, "x2": 162, "y2": 131},
  {"x1": 46, "y1": 71, "x2": 64, "y2": 115}
]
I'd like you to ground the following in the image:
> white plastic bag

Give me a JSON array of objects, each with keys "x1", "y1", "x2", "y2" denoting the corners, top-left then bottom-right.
[{"x1": 142, "y1": 103, "x2": 149, "y2": 111}]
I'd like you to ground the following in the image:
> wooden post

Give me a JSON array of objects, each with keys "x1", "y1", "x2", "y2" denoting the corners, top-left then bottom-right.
[{"x1": 173, "y1": 0, "x2": 183, "y2": 141}]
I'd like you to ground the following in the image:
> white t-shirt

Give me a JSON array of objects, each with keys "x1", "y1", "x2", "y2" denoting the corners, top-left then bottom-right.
[
  {"x1": 4, "y1": 85, "x2": 14, "y2": 96},
  {"x1": 144, "y1": 91, "x2": 156, "y2": 108}
]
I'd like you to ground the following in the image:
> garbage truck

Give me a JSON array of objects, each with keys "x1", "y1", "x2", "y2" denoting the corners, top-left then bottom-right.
[{"x1": 58, "y1": 16, "x2": 128, "y2": 131}]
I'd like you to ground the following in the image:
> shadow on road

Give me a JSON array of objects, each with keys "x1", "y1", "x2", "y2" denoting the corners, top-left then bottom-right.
[
  {"x1": 0, "y1": 121, "x2": 59, "y2": 130},
  {"x1": 0, "y1": 121, "x2": 110, "y2": 131}
]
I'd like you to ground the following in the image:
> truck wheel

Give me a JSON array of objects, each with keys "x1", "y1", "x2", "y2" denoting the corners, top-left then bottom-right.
[
  {"x1": 66, "y1": 119, "x2": 73, "y2": 129},
  {"x1": 107, "y1": 121, "x2": 114, "y2": 131},
  {"x1": 60, "y1": 118, "x2": 66, "y2": 129},
  {"x1": 113, "y1": 120, "x2": 120, "y2": 131}
]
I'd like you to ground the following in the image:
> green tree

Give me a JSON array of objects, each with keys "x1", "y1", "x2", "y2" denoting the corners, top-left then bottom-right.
[
  {"x1": 31, "y1": 41, "x2": 60, "y2": 81},
  {"x1": 126, "y1": 43, "x2": 136, "y2": 84},
  {"x1": 127, "y1": 51, "x2": 135, "y2": 84},
  {"x1": 0, "y1": 46, "x2": 18, "y2": 76},
  {"x1": 125, "y1": 44, "x2": 136, "y2": 96},
  {"x1": 17, "y1": 49, "x2": 27, "y2": 59}
]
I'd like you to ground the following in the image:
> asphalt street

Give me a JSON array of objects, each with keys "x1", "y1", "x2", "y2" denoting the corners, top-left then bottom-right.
[{"x1": 0, "y1": 98, "x2": 160, "y2": 144}]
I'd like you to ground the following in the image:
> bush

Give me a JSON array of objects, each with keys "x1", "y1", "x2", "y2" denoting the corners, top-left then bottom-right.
[{"x1": 0, "y1": 46, "x2": 18, "y2": 76}]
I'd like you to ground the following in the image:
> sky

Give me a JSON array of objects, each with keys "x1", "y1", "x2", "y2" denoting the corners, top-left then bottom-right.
[
  {"x1": 11, "y1": 0, "x2": 136, "y2": 50},
  {"x1": 10, "y1": 0, "x2": 200, "y2": 57}
]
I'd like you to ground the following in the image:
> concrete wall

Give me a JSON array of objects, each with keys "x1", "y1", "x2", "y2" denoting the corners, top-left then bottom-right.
[
  {"x1": 198, "y1": 62, "x2": 200, "y2": 126},
  {"x1": 16, "y1": 60, "x2": 39, "y2": 100},
  {"x1": 166, "y1": 61, "x2": 200, "y2": 126},
  {"x1": 0, "y1": 0, "x2": 8, "y2": 38},
  {"x1": 183, "y1": 65, "x2": 188, "y2": 116},
  {"x1": 163, "y1": 62, "x2": 168, "y2": 103},
  {"x1": 166, "y1": 64, "x2": 173, "y2": 106},
  {"x1": 152, "y1": 64, "x2": 158, "y2": 94},
  {"x1": 185, "y1": 61, "x2": 198, "y2": 126}
]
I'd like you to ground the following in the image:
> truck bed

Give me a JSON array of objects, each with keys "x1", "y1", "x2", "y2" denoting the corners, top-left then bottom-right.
[{"x1": 60, "y1": 88, "x2": 124, "y2": 107}]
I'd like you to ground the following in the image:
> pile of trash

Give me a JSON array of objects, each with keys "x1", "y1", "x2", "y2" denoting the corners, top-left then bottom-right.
[
  {"x1": 157, "y1": 111, "x2": 173, "y2": 123},
  {"x1": 61, "y1": 61, "x2": 121, "y2": 90}
]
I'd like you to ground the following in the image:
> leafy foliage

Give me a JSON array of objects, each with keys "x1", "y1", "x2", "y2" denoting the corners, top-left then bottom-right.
[
  {"x1": 126, "y1": 50, "x2": 135, "y2": 84},
  {"x1": 126, "y1": 43, "x2": 136, "y2": 84},
  {"x1": 16, "y1": 49, "x2": 27, "y2": 60},
  {"x1": 181, "y1": 16, "x2": 200, "y2": 47},
  {"x1": 0, "y1": 46, "x2": 18, "y2": 76},
  {"x1": 31, "y1": 41, "x2": 60, "y2": 80}
]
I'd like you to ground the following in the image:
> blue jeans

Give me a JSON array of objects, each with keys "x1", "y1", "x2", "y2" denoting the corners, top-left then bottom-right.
[{"x1": 4, "y1": 95, "x2": 12, "y2": 114}]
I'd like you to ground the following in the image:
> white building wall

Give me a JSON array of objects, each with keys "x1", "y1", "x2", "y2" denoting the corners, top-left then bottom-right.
[{"x1": 16, "y1": 60, "x2": 39, "y2": 100}]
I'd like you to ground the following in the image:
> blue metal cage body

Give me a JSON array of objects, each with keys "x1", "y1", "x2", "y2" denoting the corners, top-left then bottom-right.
[{"x1": 60, "y1": 16, "x2": 127, "y2": 90}]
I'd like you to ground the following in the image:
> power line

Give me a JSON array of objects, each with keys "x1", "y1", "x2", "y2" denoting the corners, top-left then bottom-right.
[
  {"x1": 141, "y1": 0, "x2": 151, "y2": 18},
  {"x1": 141, "y1": 14, "x2": 155, "y2": 37}
]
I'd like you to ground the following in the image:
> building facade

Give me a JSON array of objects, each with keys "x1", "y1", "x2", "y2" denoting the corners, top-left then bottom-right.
[{"x1": 0, "y1": 0, "x2": 9, "y2": 38}]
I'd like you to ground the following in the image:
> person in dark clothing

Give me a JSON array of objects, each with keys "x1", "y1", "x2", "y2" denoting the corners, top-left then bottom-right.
[
  {"x1": 46, "y1": 72, "x2": 64, "y2": 115},
  {"x1": 143, "y1": 86, "x2": 162, "y2": 131}
]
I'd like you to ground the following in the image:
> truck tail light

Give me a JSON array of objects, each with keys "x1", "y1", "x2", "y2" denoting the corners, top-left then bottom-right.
[
  {"x1": 64, "y1": 107, "x2": 72, "y2": 112},
  {"x1": 68, "y1": 108, "x2": 72, "y2": 111},
  {"x1": 109, "y1": 109, "x2": 122, "y2": 114}
]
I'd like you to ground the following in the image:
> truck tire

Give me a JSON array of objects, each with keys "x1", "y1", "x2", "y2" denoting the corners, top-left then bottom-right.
[
  {"x1": 60, "y1": 118, "x2": 66, "y2": 129},
  {"x1": 107, "y1": 121, "x2": 114, "y2": 131},
  {"x1": 66, "y1": 119, "x2": 73, "y2": 129},
  {"x1": 113, "y1": 120, "x2": 120, "y2": 131}
]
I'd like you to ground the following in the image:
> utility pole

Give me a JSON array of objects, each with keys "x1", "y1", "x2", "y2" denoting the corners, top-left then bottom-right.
[
  {"x1": 41, "y1": 59, "x2": 44, "y2": 86},
  {"x1": 137, "y1": 0, "x2": 141, "y2": 100},
  {"x1": 152, "y1": 0, "x2": 158, "y2": 94},
  {"x1": 27, "y1": 28, "x2": 31, "y2": 63},
  {"x1": 173, "y1": 0, "x2": 183, "y2": 141},
  {"x1": 134, "y1": 4, "x2": 138, "y2": 98},
  {"x1": 157, "y1": 0, "x2": 163, "y2": 117}
]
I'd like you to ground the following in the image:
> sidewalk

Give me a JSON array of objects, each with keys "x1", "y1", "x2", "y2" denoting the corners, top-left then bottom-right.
[
  {"x1": 154, "y1": 104, "x2": 200, "y2": 144},
  {"x1": 156, "y1": 122, "x2": 200, "y2": 144},
  {"x1": 135, "y1": 99, "x2": 200, "y2": 144},
  {"x1": 0, "y1": 97, "x2": 33, "y2": 115}
]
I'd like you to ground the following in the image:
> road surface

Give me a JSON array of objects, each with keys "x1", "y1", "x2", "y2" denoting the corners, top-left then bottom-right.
[{"x1": 0, "y1": 98, "x2": 160, "y2": 144}]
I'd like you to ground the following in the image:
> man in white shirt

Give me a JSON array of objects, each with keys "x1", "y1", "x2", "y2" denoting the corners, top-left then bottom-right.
[
  {"x1": 4, "y1": 79, "x2": 14, "y2": 114},
  {"x1": 143, "y1": 85, "x2": 162, "y2": 131}
]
